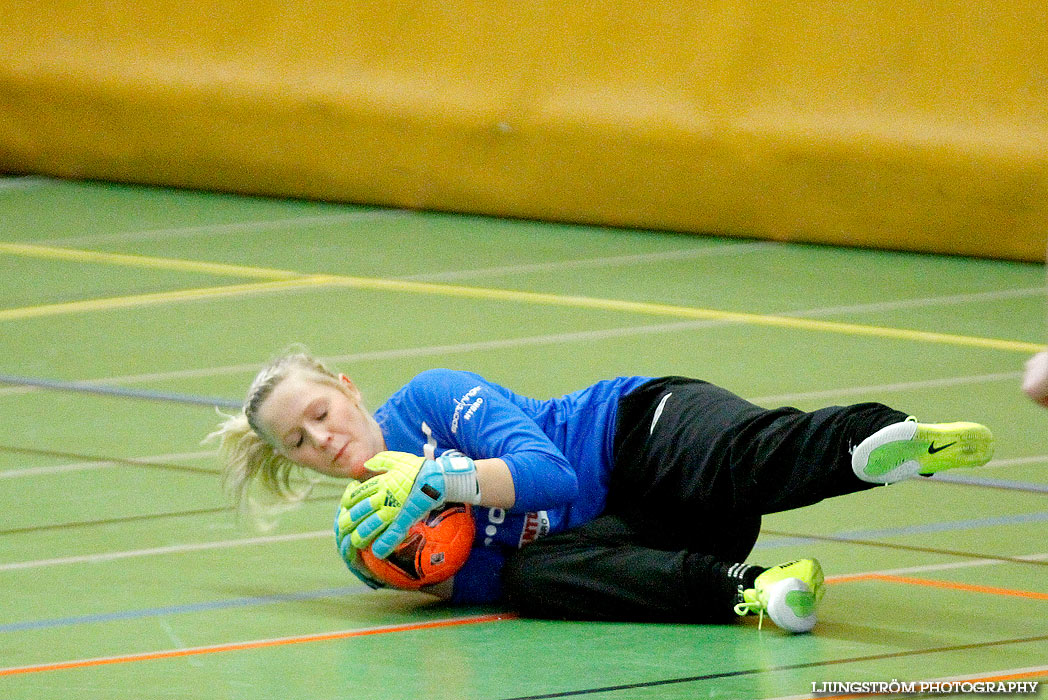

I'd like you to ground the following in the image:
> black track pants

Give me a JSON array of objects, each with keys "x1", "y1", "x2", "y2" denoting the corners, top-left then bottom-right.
[{"x1": 502, "y1": 377, "x2": 907, "y2": 622}]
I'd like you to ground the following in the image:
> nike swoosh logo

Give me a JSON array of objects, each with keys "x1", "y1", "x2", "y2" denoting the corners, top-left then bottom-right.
[
  {"x1": 928, "y1": 441, "x2": 956, "y2": 454},
  {"x1": 650, "y1": 392, "x2": 673, "y2": 435}
]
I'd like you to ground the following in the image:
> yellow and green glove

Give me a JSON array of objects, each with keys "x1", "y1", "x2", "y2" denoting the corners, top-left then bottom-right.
[
  {"x1": 337, "y1": 451, "x2": 479, "y2": 559},
  {"x1": 333, "y1": 505, "x2": 386, "y2": 589}
]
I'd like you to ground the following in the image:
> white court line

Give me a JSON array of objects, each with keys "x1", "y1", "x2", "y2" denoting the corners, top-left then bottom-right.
[
  {"x1": 828, "y1": 552, "x2": 1048, "y2": 580},
  {"x1": 0, "y1": 450, "x2": 217, "y2": 479},
  {"x1": 41, "y1": 211, "x2": 408, "y2": 247},
  {"x1": 978, "y1": 454, "x2": 1048, "y2": 467},
  {"x1": 0, "y1": 286, "x2": 1040, "y2": 399},
  {"x1": 0, "y1": 319, "x2": 760, "y2": 395},
  {"x1": 787, "y1": 286, "x2": 1045, "y2": 318},
  {"x1": 0, "y1": 522, "x2": 1042, "y2": 574},
  {"x1": 402, "y1": 241, "x2": 776, "y2": 281},
  {"x1": 0, "y1": 531, "x2": 331, "y2": 572},
  {"x1": 749, "y1": 371, "x2": 1024, "y2": 405},
  {"x1": 0, "y1": 353, "x2": 1027, "y2": 408},
  {"x1": 157, "y1": 618, "x2": 204, "y2": 669},
  {"x1": 4, "y1": 447, "x2": 1042, "y2": 482}
]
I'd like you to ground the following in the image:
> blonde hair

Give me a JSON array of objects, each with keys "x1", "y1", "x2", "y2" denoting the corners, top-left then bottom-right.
[{"x1": 207, "y1": 350, "x2": 343, "y2": 511}]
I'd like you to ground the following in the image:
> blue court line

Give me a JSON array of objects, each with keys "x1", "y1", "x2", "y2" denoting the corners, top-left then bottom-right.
[
  {"x1": 0, "y1": 586, "x2": 364, "y2": 633},
  {"x1": 7, "y1": 514, "x2": 1046, "y2": 633},
  {"x1": 0, "y1": 373, "x2": 241, "y2": 409},
  {"x1": 929, "y1": 473, "x2": 1048, "y2": 494},
  {"x1": 754, "y1": 511, "x2": 1048, "y2": 550}
]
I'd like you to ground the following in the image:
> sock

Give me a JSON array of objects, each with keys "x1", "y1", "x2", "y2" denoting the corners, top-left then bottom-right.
[
  {"x1": 716, "y1": 562, "x2": 766, "y2": 607},
  {"x1": 727, "y1": 562, "x2": 765, "y2": 590}
]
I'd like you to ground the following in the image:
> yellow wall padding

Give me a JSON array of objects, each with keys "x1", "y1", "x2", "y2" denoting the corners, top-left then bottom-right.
[{"x1": 1, "y1": 1, "x2": 1046, "y2": 260}]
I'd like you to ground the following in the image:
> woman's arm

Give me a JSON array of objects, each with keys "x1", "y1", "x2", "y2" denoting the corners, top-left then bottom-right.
[
  {"x1": 406, "y1": 369, "x2": 579, "y2": 512},
  {"x1": 475, "y1": 457, "x2": 515, "y2": 509}
]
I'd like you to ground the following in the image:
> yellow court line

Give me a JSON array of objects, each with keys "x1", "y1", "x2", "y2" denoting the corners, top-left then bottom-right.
[
  {"x1": 322, "y1": 275, "x2": 1047, "y2": 354},
  {"x1": 2, "y1": 242, "x2": 1043, "y2": 353},
  {"x1": 0, "y1": 278, "x2": 333, "y2": 322},
  {"x1": 0, "y1": 241, "x2": 302, "y2": 280}
]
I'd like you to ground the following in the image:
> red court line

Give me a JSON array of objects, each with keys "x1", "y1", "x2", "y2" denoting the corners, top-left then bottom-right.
[
  {"x1": 827, "y1": 572, "x2": 1048, "y2": 601},
  {"x1": 0, "y1": 612, "x2": 516, "y2": 677},
  {"x1": 808, "y1": 666, "x2": 1048, "y2": 699}
]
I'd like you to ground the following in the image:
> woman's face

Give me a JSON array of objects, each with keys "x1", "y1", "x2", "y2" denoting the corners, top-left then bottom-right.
[{"x1": 254, "y1": 371, "x2": 386, "y2": 480}]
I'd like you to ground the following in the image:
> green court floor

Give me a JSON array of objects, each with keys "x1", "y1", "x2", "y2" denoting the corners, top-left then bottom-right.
[{"x1": 0, "y1": 176, "x2": 1045, "y2": 699}]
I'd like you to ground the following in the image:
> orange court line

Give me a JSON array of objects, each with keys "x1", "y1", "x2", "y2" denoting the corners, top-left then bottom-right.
[
  {"x1": 809, "y1": 666, "x2": 1048, "y2": 699},
  {"x1": 0, "y1": 612, "x2": 517, "y2": 677},
  {"x1": 826, "y1": 572, "x2": 1048, "y2": 601},
  {"x1": 825, "y1": 573, "x2": 880, "y2": 585},
  {"x1": 6, "y1": 573, "x2": 1041, "y2": 678}
]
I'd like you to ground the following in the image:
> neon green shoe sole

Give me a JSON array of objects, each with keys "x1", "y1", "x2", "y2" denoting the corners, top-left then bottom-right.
[
  {"x1": 852, "y1": 420, "x2": 993, "y2": 484},
  {"x1": 734, "y1": 558, "x2": 824, "y2": 633}
]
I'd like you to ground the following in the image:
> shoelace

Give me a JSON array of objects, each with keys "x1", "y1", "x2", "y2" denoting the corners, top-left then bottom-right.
[{"x1": 733, "y1": 599, "x2": 766, "y2": 630}]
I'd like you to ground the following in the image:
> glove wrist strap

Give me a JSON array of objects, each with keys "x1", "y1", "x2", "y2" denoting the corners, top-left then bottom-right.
[{"x1": 440, "y1": 456, "x2": 482, "y2": 505}]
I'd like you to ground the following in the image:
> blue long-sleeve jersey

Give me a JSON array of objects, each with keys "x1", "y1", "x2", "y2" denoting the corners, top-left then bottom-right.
[{"x1": 372, "y1": 369, "x2": 652, "y2": 604}]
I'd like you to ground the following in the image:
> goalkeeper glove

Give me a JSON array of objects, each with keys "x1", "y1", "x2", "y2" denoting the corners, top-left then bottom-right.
[
  {"x1": 337, "y1": 451, "x2": 480, "y2": 559},
  {"x1": 333, "y1": 505, "x2": 385, "y2": 589}
]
